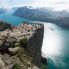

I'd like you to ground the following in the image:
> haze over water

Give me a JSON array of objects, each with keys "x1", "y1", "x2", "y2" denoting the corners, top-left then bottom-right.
[{"x1": 42, "y1": 23, "x2": 69, "y2": 69}]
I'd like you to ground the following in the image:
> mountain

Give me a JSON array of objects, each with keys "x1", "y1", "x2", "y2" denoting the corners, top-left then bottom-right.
[
  {"x1": 13, "y1": 7, "x2": 52, "y2": 21},
  {"x1": 0, "y1": 8, "x2": 7, "y2": 14},
  {"x1": 13, "y1": 6, "x2": 69, "y2": 29},
  {"x1": 5, "y1": 7, "x2": 18, "y2": 14},
  {"x1": 0, "y1": 7, "x2": 18, "y2": 15}
]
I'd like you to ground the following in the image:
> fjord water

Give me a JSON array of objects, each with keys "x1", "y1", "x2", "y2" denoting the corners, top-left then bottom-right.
[
  {"x1": 0, "y1": 13, "x2": 28, "y2": 26},
  {"x1": 42, "y1": 23, "x2": 69, "y2": 69}
]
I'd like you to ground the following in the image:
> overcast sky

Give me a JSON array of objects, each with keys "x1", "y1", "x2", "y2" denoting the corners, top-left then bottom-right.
[{"x1": 0, "y1": 0, "x2": 69, "y2": 11}]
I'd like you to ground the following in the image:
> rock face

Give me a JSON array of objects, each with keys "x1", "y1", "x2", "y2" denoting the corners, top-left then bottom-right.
[
  {"x1": 0, "y1": 36, "x2": 17, "y2": 51},
  {"x1": 8, "y1": 47, "x2": 19, "y2": 55},
  {"x1": 0, "y1": 23, "x2": 44, "y2": 68},
  {"x1": 27, "y1": 25, "x2": 44, "y2": 67},
  {"x1": 0, "y1": 58, "x2": 5, "y2": 69}
]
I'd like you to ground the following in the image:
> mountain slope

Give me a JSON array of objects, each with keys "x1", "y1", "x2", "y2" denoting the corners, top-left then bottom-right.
[
  {"x1": 13, "y1": 6, "x2": 69, "y2": 28},
  {"x1": 0, "y1": 8, "x2": 7, "y2": 14},
  {"x1": 13, "y1": 7, "x2": 52, "y2": 21}
]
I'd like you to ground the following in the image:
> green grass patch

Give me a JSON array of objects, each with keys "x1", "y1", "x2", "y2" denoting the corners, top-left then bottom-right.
[
  {"x1": 40, "y1": 64, "x2": 48, "y2": 69},
  {"x1": 13, "y1": 63, "x2": 22, "y2": 69},
  {"x1": 19, "y1": 38, "x2": 27, "y2": 49}
]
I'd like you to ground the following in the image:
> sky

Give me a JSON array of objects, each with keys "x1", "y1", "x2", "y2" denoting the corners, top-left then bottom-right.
[{"x1": 0, "y1": 0, "x2": 69, "y2": 11}]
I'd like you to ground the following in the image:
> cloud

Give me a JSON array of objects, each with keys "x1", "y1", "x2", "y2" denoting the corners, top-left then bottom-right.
[
  {"x1": 0, "y1": 0, "x2": 11, "y2": 8},
  {"x1": 0, "y1": 0, "x2": 69, "y2": 11},
  {"x1": 31, "y1": 0, "x2": 69, "y2": 11}
]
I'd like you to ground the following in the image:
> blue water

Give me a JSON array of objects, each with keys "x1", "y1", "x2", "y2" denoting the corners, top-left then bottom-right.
[
  {"x1": 0, "y1": 13, "x2": 29, "y2": 26},
  {"x1": 42, "y1": 23, "x2": 69, "y2": 69}
]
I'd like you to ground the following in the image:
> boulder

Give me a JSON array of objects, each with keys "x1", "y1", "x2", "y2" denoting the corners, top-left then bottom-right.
[
  {"x1": 8, "y1": 47, "x2": 19, "y2": 55},
  {"x1": 0, "y1": 58, "x2": 5, "y2": 69},
  {"x1": 0, "y1": 36, "x2": 17, "y2": 51},
  {"x1": 15, "y1": 43, "x2": 21, "y2": 47},
  {"x1": 32, "y1": 66, "x2": 39, "y2": 69},
  {"x1": 6, "y1": 36, "x2": 17, "y2": 43}
]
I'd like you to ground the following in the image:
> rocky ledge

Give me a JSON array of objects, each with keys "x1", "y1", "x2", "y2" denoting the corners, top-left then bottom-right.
[{"x1": 0, "y1": 22, "x2": 46, "y2": 69}]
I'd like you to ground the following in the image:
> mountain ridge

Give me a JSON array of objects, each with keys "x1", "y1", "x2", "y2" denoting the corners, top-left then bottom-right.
[{"x1": 13, "y1": 6, "x2": 69, "y2": 28}]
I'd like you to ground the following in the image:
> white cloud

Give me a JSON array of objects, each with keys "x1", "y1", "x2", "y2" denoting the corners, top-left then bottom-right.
[
  {"x1": 0, "y1": 0, "x2": 11, "y2": 9},
  {"x1": 31, "y1": 0, "x2": 69, "y2": 11},
  {"x1": 0, "y1": 0, "x2": 69, "y2": 11}
]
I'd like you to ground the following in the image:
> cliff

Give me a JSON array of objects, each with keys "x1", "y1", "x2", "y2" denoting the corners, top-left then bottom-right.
[
  {"x1": 0, "y1": 23, "x2": 44, "y2": 69},
  {"x1": 27, "y1": 24, "x2": 44, "y2": 67}
]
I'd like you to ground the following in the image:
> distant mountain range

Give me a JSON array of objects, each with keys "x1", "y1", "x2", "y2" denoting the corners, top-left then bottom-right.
[
  {"x1": 0, "y1": 7, "x2": 17, "y2": 14},
  {"x1": 13, "y1": 6, "x2": 69, "y2": 28},
  {"x1": 0, "y1": 6, "x2": 69, "y2": 28},
  {"x1": 0, "y1": 8, "x2": 7, "y2": 14}
]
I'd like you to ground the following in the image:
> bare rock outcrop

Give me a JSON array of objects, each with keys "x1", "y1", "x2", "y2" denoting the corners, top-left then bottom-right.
[
  {"x1": 0, "y1": 23, "x2": 44, "y2": 68},
  {"x1": 8, "y1": 47, "x2": 19, "y2": 55},
  {"x1": 0, "y1": 36, "x2": 17, "y2": 51},
  {"x1": 27, "y1": 24, "x2": 44, "y2": 67},
  {"x1": 0, "y1": 58, "x2": 5, "y2": 69}
]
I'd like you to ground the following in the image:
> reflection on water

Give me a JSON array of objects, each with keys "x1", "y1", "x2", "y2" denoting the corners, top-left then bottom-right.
[{"x1": 42, "y1": 23, "x2": 69, "y2": 69}]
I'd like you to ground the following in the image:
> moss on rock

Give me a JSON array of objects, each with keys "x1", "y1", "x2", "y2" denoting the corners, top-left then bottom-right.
[
  {"x1": 13, "y1": 63, "x2": 22, "y2": 69},
  {"x1": 19, "y1": 38, "x2": 27, "y2": 49}
]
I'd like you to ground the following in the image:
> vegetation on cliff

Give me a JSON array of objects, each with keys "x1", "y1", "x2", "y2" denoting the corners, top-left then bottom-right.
[
  {"x1": 13, "y1": 63, "x2": 22, "y2": 69},
  {"x1": 19, "y1": 38, "x2": 27, "y2": 49},
  {"x1": 0, "y1": 21, "x2": 12, "y2": 31}
]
